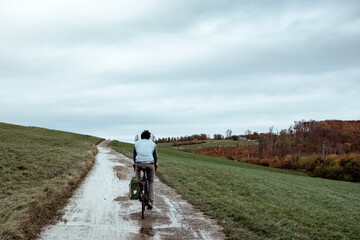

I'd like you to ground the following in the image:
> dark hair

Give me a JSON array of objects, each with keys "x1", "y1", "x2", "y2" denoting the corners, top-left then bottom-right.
[{"x1": 141, "y1": 130, "x2": 151, "y2": 140}]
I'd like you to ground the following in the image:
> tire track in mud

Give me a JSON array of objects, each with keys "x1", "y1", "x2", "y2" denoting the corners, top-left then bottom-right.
[{"x1": 38, "y1": 140, "x2": 225, "y2": 240}]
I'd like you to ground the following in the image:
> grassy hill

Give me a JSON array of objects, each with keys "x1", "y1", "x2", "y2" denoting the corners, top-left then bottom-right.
[
  {"x1": 0, "y1": 123, "x2": 103, "y2": 239},
  {"x1": 109, "y1": 140, "x2": 360, "y2": 240}
]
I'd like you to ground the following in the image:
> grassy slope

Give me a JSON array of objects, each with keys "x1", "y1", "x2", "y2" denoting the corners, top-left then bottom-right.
[
  {"x1": 0, "y1": 123, "x2": 103, "y2": 239},
  {"x1": 109, "y1": 140, "x2": 360, "y2": 240}
]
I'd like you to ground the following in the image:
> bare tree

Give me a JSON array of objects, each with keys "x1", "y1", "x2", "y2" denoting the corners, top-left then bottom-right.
[{"x1": 225, "y1": 129, "x2": 232, "y2": 139}]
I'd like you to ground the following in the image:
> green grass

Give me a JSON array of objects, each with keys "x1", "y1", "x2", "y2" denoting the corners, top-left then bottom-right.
[
  {"x1": 110, "y1": 140, "x2": 360, "y2": 240},
  {"x1": 158, "y1": 139, "x2": 257, "y2": 151},
  {"x1": 108, "y1": 140, "x2": 133, "y2": 158},
  {"x1": 0, "y1": 122, "x2": 103, "y2": 239}
]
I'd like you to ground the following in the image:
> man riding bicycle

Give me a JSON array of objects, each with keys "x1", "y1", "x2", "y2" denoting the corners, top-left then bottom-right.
[{"x1": 133, "y1": 130, "x2": 158, "y2": 210}]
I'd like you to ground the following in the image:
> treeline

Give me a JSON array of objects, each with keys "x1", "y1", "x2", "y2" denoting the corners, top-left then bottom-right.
[
  {"x1": 257, "y1": 120, "x2": 360, "y2": 158},
  {"x1": 195, "y1": 120, "x2": 360, "y2": 182},
  {"x1": 156, "y1": 133, "x2": 209, "y2": 143},
  {"x1": 156, "y1": 130, "x2": 240, "y2": 143}
]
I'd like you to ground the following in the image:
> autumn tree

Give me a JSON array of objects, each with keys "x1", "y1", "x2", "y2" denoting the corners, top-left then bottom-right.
[{"x1": 214, "y1": 134, "x2": 223, "y2": 140}]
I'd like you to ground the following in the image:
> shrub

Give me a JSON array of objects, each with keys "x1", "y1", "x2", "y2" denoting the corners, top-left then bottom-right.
[
  {"x1": 313, "y1": 165, "x2": 343, "y2": 180},
  {"x1": 227, "y1": 156, "x2": 235, "y2": 160},
  {"x1": 307, "y1": 154, "x2": 360, "y2": 182},
  {"x1": 280, "y1": 154, "x2": 295, "y2": 169},
  {"x1": 307, "y1": 155, "x2": 322, "y2": 172},
  {"x1": 298, "y1": 156, "x2": 310, "y2": 170},
  {"x1": 269, "y1": 156, "x2": 280, "y2": 168},
  {"x1": 339, "y1": 154, "x2": 360, "y2": 182},
  {"x1": 323, "y1": 154, "x2": 338, "y2": 165},
  {"x1": 256, "y1": 158, "x2": 270, "y2": 167}
]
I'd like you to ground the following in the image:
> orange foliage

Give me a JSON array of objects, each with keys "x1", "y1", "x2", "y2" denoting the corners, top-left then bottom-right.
[{"x1": 197, "y1": 145, "x2": 360, "y2": 182}]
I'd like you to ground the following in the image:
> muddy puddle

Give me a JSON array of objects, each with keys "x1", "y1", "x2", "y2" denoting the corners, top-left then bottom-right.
[{"x1": 38, "y1": 140, "x2": 225, "y2": 240}]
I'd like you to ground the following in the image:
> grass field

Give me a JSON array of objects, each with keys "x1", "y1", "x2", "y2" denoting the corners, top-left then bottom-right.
[
  {"x1": 110, "y1": 140, "x2": 360, "y2": 240},
  {"x1": 157, "y1": 139, "x2": 257, "y2": 151},
  {"x1": 0, "y1": 123, "x2": 103, "y2": 239}
]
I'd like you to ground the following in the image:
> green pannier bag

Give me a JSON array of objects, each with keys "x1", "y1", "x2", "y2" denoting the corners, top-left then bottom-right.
[{"x1": 129, "y1": 177, "x2": 140, "y2": 200}]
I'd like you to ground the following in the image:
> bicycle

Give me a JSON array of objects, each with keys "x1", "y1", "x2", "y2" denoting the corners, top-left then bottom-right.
[{"x1": 138, "y1": 167, "x2": 149, "y2": 219}]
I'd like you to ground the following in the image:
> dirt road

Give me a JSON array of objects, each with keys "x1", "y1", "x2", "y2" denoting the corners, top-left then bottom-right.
[{"x1": 38, "y1": 140, "x2": 225, "y2": 240}]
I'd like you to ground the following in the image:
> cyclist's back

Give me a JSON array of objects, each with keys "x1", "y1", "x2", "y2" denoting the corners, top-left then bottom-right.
[{"x1": 134, "y1": 139, "x2": 156, "y2": 162}]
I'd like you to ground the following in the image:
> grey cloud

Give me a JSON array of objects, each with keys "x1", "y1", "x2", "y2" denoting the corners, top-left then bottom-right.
[
  {"x1": 3, "y1": 1, "x2": 360, "y2": 78},
  {"x1": 1, "y1": 0, "x2": 360, "y2": 142}
]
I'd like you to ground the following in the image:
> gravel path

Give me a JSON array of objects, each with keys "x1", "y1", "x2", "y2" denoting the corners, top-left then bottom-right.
[{"x1": 38, "y1": 140, "x2": 225, "y2": 240}]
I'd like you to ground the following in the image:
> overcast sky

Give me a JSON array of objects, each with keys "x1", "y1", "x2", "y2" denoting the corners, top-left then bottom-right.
[{"x1": 1, "y1": 0, "x2": 359, "y2": 142}]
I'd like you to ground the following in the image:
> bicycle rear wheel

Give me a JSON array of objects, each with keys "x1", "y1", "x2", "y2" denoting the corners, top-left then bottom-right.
[{"x1": 141, "y1": 200, "x2": 145, "y2": 219}]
